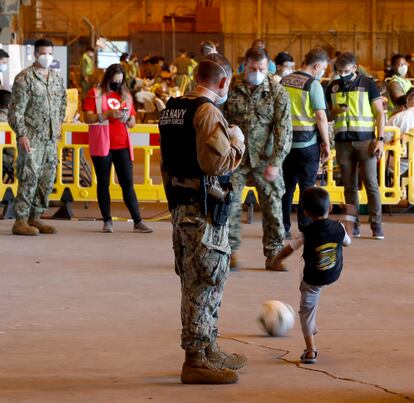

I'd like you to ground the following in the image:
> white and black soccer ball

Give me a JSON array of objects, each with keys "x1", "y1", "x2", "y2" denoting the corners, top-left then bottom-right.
[{"x1": 258, "y1": 300, "x2": 295, "y2": 337}]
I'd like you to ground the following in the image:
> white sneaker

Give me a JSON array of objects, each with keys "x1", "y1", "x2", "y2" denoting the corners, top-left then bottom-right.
[{"x1": 102, "y1": 220, "x2": 113, "y2": 233}]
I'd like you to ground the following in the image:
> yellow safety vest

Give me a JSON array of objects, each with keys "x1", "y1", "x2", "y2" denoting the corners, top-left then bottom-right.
[
  {"x1": 330, "y1": 75, "x2": 375, "y2": 140},
  {"x1": 281, "y1": 71, "x2": 317, "y2": 145},
  {"x1": 387, "y1": 74, "x2": 412, "y2": 116},
  {"x1": 80, "y1": 53, "x2": 94, "y2": 77}
]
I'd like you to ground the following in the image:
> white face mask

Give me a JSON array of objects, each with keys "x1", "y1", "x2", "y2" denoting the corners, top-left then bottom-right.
[
  {"x1": 198, "y1": 85, "x2": 228, "y2": 105},
  {"x1": 247, "y1": 71, "x2": 266, "y2": 86},
  {"x1": 37, "y1": 54, "x2": 54, "y2": 69},
  {"x1": 0, "y1": 64, "x2": 8, "y2": 73},
  {"x1": 282, "y1": 69, "x2": 292, "y2": 77},
  {"x1": 398, "y1": 65, "x2": 408, "y2": 76}
]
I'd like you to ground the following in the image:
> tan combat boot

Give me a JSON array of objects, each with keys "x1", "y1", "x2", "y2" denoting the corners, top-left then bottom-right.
[
  {"x1": 181, "y1": 351, "x2": 239, "y2": 384},
  {"x1": 28, "y1": 217, "x2": 57, "y2": 234},
  {"x1": 265, "y1": 255, "x2": 288, "y2": 272},
  {"x1": 12, "y1": 217, "x2": 39, "y2": 236},
  {"x1": 230, "y1": 253, "x2": 239, "y2": 271},
  {"x1": 206, "y1": 341, "x2": 247, "y2": 370}
]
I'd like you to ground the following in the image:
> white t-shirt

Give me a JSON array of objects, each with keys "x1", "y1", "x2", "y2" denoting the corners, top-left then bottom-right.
[{"x1": 388, "y1": 107, "x2": 414, "y2": 136}]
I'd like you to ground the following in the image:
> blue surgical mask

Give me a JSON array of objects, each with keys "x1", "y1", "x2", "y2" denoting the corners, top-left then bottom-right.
[
  {"x1": 247, "y1": 71, "x2": 266, "y2": 86},
  {"x1": 215, "y1": 93, "x2": 228, "y2": 105},
  {"x1": 315, "y1": 69, "x2": 325, "y2": 81},
  {"x1": 198, "y1": 85, "x2": 228, "y2": 105}
]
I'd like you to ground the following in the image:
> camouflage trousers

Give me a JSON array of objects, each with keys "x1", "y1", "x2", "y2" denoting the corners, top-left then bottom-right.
[
  {"x1": 172, "y1": 203, "x2": 230, "y2": 353},
  {"x1": 229, "y1": 164, "x2": 285, "y2": 257},
  {"x1": 14, "y1": 138, "x2": 57, "y2": 218}
]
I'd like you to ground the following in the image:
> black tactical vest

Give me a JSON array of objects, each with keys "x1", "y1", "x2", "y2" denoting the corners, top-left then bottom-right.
[
  {"x1": 302, "y1": 219, "x2": 345, "y2": 286},
  {"x1": 159, "y1": 96, "x2": 213, "y2": 179}
]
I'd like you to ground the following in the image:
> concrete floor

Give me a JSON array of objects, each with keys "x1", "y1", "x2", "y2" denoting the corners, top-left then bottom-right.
[{"x1": 0, "y1": 207, "x2": 413, "y2": 403}]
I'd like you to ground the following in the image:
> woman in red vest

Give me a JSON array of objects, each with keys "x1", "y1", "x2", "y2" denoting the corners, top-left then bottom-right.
[{"x1": 83, "y1": 64, "x2": 152, "y2": 233}]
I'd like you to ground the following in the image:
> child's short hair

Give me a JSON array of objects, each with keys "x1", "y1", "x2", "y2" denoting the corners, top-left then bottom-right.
[{"x1": 302, "y1": 187, "x2": 330, "y2": 217}]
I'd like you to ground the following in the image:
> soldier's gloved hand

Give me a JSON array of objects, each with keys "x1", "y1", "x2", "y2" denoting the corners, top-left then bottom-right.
[
  {"x1": 263, "y1": 165, "x2": 279, "y2": 182},
  {"x1": 228, "y1": 124, "x2": 245, "y2": 143},
  {"x1": 18, "y1": 136, "x2": 31, "y2": 152}
]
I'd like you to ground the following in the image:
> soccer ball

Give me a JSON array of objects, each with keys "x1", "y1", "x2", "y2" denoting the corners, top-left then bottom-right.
[{"x1": 258, "y1": 300, "x2": 295, "y2": 337}]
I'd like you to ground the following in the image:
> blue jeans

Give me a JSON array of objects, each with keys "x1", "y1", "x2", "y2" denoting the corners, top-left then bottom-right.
[{"x1": 282, "y1": 143, "x2": 320, "y2": 233}]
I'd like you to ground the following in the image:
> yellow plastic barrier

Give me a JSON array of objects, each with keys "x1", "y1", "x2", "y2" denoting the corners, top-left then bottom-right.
[
  {"x1": 0, "y1": 123, "x2": 408, "y2": 212},
  {"x1": 0, "y1": 123, "x2": 18, "y2": 201},
  {"x1": 405, "y1": 129, "x2": 414, "y2": 205},
  {"x1": 56, "y1": 123, "x2": 166, "y2": 203},
  {"x1": 240, "y1": 127, "x2": 402, "y2": 206}
]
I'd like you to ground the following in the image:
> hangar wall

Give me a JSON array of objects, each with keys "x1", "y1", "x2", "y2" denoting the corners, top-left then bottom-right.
[{"x1": 15, "y1": 0, "x2": 414, "y2": 69}]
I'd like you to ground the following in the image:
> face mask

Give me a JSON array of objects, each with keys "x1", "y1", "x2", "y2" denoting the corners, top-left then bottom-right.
[
  {"x1": 0, "y1": 64, "x2": 8, "y2": 73},
  {"x1": 315, "y1": 69, "x2": 325, "y2": 81},
  {"x1": 340, "y1": 72, "x2": 354, "y2": 82},
  {"x1": 215, "y1": 93, "x2": 228, "y2": 105},
  {"x1": 282, "y1": 69, "x2": 292, "y2": 77},
  {"x1": 247, "y1": 71, "x2": 266, "y2": 86},
  {"x1": 37, "y1": 54, "x2": 54, "y2": 69},
  {"x1": 110, "y1": 82, "x2": 122, "y2": 92},
  {"x1": 398, "y1": 65, "x2": 408, "y2": 76},
  {"x1": 198, "y1": 85, "x2": 228, "y2": 105}
]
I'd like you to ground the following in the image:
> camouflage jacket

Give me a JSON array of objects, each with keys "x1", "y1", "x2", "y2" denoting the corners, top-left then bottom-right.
[
  {"x1": 8, "y1": 65, "x2": 67, "y2": 141},
  {"x1": 223, "y1": 73, "x2": 292, "y2": 168},
  {"x1": 0, "y1": 108, "x2": 7, "y2": 122}
]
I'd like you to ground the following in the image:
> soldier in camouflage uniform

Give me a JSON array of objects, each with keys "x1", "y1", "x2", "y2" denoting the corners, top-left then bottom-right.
[
  {"x1": 223, "y1": 47, "x2": 292, "y2": 271},
  {"x1": 159, "y1": 54, "x2": 246, "y2": 384},
  {"x1": 8, "y1": 39, "x2": 66, "y2": 236}
]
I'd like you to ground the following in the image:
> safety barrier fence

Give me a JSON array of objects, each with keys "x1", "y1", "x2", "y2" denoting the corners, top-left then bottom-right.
[
  {"x1": 403, "y1": 129, "x2": 414, "y2": 205},
  {"x1": 0, "y1": 123, "x2": 412, "y2": 218}
]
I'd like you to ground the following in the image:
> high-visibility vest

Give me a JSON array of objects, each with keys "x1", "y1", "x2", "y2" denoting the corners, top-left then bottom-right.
[
  {"x1": 387, "y1": 74, "x2": 412, "y2": 116},
  {"x1": 281, "y1": 71, "x2": 317, "y2": 144},
  {"x1": 80, "y1": 53, "x2": 94, "y2": 77},
  {"x1": 330, "y1": 75, "x2": 375, "y2": 140}
]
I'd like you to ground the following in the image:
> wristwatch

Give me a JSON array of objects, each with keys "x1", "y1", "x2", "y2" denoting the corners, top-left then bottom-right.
[
  {"x1": 378, "y1": 136, "x2": 384, "y2": 142},
  {"x1": 97, "y1": 113, "x2": 104, "y2": 123}
]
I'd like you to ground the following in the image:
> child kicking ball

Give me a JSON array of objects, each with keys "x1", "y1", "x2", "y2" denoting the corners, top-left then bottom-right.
[{"x1": 272, "y1": 187, "x2": 355, "y2": 364}]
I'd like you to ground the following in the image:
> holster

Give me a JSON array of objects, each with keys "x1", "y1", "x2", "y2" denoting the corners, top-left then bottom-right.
[
  {"x1": 206, "y1": 178, "x2": 233, "y2": 226},
  {"x1": 208, "y1": 191, "x2": 233, "y2": 226}
]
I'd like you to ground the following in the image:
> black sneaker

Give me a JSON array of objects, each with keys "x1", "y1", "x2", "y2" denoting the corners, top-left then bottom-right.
[
  {"x1": 372, "y1": 225, "x2": 384, "y2": 240},
  {"x1": 353, "y1": 224, "x2": 361, "y2": 238}
]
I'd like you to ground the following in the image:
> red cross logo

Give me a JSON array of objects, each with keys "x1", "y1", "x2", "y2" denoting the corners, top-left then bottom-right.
[{"x1": 107, "y1": 98, "x2": 120, "y2": 110}]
